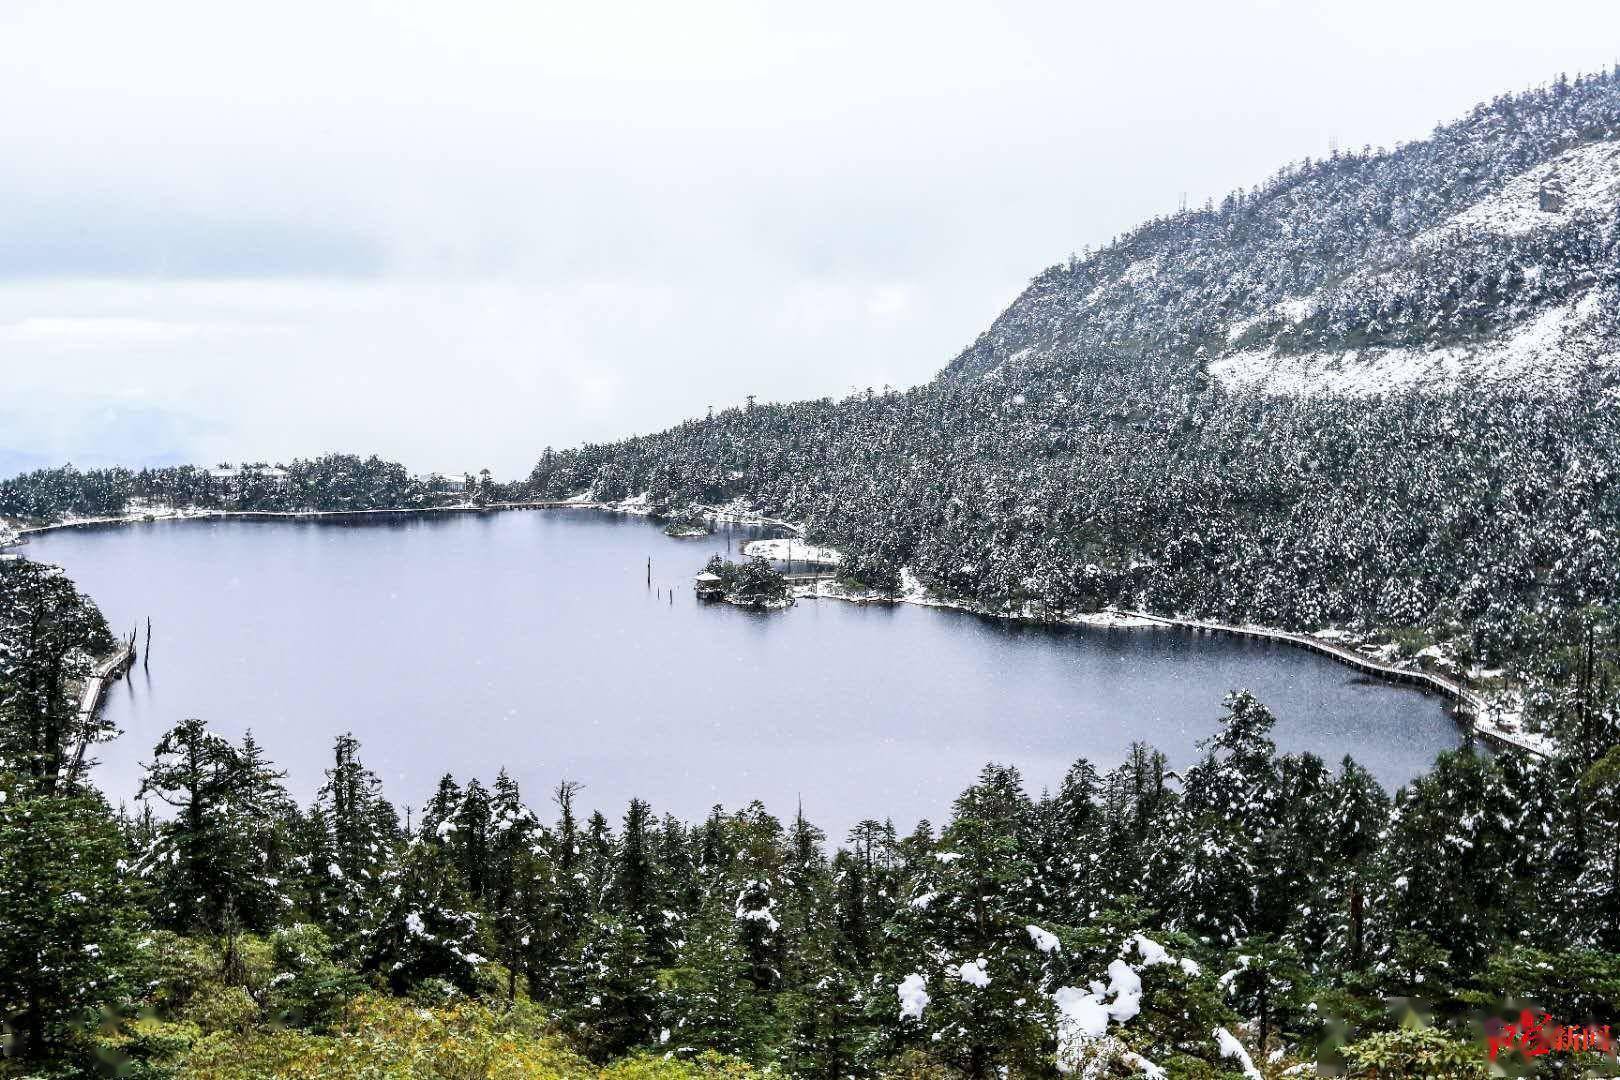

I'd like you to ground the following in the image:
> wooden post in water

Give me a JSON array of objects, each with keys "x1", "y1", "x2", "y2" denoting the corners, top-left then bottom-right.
[
  {"x1": 647, "y1": 557, "x2": 651, "y2": 588},
  {"x1": 144, "y1": 617, "x2": 152, "y2": 669}
]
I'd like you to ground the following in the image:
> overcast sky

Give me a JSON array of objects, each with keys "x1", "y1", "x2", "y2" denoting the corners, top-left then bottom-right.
[{"x1": 3, "y1": 1, "x2": 1617, "y2": 477}]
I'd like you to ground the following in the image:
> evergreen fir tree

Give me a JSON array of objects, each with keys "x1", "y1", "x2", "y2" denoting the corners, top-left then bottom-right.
[
  {"x1": 316, "y1": 733, "x2": 398, "y2": 935},
  {"x1": 1151, "y1": 691, "x2": 1282, "y2": 946},
  {"x1": 136, "y1": 718, "x2": 284, "y2": 931},
  {"x1": 0, "y1": 560, "x2": 115, "y2": 797},
  {"x1": 891, "y1": 764, "x2": 1054, "y2": 1077},
  {"x1": 0, "y1": 779, "x2": 135, "y2": 1064},
  {"x1": 358, "y1": 839, "x2": 488, "y2": 995},
  {"x1": 564, "y1": 915, "x2": 660, "y2": 1060}
]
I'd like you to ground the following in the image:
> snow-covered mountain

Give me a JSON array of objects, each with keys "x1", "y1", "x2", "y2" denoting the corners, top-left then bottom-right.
[{"x1": 947, "y1": 71, "x2": 1620, "y2": 397}]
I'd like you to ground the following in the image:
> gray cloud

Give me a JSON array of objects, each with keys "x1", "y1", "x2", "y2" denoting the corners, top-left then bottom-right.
[{"x1": 3, "y1": 0, "x2": 1618, "y2": 475}]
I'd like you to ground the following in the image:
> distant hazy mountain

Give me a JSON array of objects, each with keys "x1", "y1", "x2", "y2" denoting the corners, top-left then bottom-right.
[{"x1": 0, "y1": 397, "x2": 209, "y2": 476}]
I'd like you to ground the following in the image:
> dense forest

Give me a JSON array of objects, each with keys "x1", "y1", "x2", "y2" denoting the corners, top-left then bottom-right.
[
  {"x1": 520, "y1": 71, "x2": 1620, "y2": 681},
  {"x1": 11, "y1": 77, "x2": 1620, "y2": 683},
  {"x1": 0, "y1": 455, "x2": 504, "y2": 525},
  {"x1": 3, "y1": 555, "x2": 1620, "y2": 1078}
]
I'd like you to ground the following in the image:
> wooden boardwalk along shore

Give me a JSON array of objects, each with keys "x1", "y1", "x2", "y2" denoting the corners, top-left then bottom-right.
[
  {"x1": 76, "y1": 638, "x2": 137, "y2": 727},
  {"x1": 1121, "y1": 611, "x2": 1547, "y2": 756}
]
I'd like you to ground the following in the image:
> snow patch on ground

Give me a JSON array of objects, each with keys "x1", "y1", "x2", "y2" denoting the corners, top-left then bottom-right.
[
  {"x1": 607, "y1": 492, "x2": 654, "y2": 517},
  {"x1": 1209, "y1": 289, "x2": 1610, "y2": 395},
  {"x1": 1416, "y1": 138, "x2": 1620, "y2": 246},
  {"x1": 1119, "y1": 257, "x2": 1161, "y2": 287},
  {"x1": 742, "y1": 538, "x2": 843, "y2": 565},
  {"x1": 1225, "y1": 296, "x2": 1317, "y2": 343},
  {"x1": 819, "y1": 568, "x2": 1163, "y2": 627}
]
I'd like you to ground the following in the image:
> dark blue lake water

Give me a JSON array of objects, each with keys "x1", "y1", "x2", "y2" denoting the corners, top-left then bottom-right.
[{"x1": 26, "y1": 510, "x2": 1463, "y2": 837}]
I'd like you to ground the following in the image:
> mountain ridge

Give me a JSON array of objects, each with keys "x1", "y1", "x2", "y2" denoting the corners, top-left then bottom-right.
[
  {"x1": 517, "y1": 70, "x2": 1620, "y2": 672},
  {"x1": 945, "y1": 68, "x2": 1620, "y2": 395}
]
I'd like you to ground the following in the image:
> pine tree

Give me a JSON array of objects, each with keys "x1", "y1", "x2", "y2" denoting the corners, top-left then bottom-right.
[
  {"x1": 564, "y1": 915, "x2": 660, "y2": 1060},
  {"x1": 583, "y1": 810, "x2": 615, "y2": 909},
  {"x1": 358, "y1": 839, "x2": 488, "y2": 995},
  {"x1": 230, "y1": 729, "x2": 296, "y2": 930},
  {"x1": 1268, "y1": 751, "x2": 1337, "y2": 954},
  {"x1": 1225, "y1": 934, "x2": 1312, "y2": 1056},
  {"x1": 0, "y1": 779, "x2": 135, "y2": 1064},
  {"x1": 837, "y1": 819, "x2": 900, "y2": 968},
  {"x1": 419, "y1": 773, "x2": 462, "y2": 842},
  {"x1": 1375, "y1": 748, "x2": 1524, "y2": 981},
  {"x1": 1320, "y1": 757, "x2": 1391, "y2": 972},
  {"x1": 136, "y1": 718, "x2": 284, "y2": 931},
  {"x1": 286, "y1": 801, "x2": 339, "y2": 925},
  {"x1": 1151, "y1": 691, "x2": 1282, "y2": 946},
  {"x1": 615, "y1": 798, "x2": 658, "y2": 926},
  {"x1": 664, "y1": 906, "x2": 768, "y2": 1059},
  {"x1": 891, "y1": 764, "x2": 1053, "y2": 1077},
  {"x1": 0, "y1": 560, "x2": 116, "y2": 796},
  {"x1": 486, "y1": 769, "x2": 536, "y2": 999},
  {"x1": 779, "y1": 804, "x2": 830, "y2": 986},
  {"x1": 1576, "y1": 746, "x2": 1620, "y2": 949},
  {"x1": 777, "y1": 946, "x2": 868, "y2": 1079},
  {"x1": 317, "y1": 733, "x2": 398, "y2": 935},
  {"x1": 1099, "y1": 742, "x2": 1170, "y2": 896},
  {"x1": 451, "y1": 777, "x2": 493, "y2": 903},
  {"x1": 1038, "y1": 757, "x2": 1103, "y2": 923}
]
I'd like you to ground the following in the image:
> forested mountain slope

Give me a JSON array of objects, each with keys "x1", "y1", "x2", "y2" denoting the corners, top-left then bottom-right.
[
  {"x1": 526, "y1": 71, "x2": 1620, "y2": 665},
  {"x1": 949, "y1": 69, "x2": 1620, "y2": 393}
]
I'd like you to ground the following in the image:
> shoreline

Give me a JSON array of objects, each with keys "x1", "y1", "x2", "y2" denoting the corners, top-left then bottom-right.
[
  {"x1": 1, "y1": 499, "x2": 608, "y2": 547},
  {"x1": 71, "y1": 637, "x2": 138, "y2": 775},
  {"x1": 7, "y1": 500, "x2": 1547, "y2": 757}
]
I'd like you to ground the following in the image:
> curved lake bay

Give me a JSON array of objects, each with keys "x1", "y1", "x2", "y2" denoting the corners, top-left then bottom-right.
[{"x1": 28, "y1": 510, "x2": 1465, "y2": 836}]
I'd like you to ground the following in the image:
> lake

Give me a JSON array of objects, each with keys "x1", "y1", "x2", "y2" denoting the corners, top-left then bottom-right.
[{"x1": 26, "y1": 509, "x2": 1464, "y2": 838}]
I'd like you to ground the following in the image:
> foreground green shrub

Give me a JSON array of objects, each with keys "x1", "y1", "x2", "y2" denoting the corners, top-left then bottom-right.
[{"x1": 1340, "y1": 1026, "x2": 1488, "y2": 1079}]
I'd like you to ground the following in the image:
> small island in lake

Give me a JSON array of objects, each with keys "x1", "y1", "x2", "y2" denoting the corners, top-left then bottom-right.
[
  {"x1": 695, "y1": 554, "x2": 792, "y2": 609},
  {"x1": 661, "y1": 507, "x2": 714, "y2": 538}
]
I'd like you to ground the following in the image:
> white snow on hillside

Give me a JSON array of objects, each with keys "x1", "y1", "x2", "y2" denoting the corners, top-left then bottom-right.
[
  {"x1": 1224, "y1": 296, "x2": 1319, "y2": 345},
  {"x1": 742, "y1": 538, "x2": 843, "y2": 565},
  {"x1": 1417, "y1": 138, "x2": 1620, "y2": 246},
  {"x1": 1203, "y1": 136, "x2": 1620, "y2": 395},
  {"x1": 1209, "y1": 289, "x2": 1612, "y2": 395}
]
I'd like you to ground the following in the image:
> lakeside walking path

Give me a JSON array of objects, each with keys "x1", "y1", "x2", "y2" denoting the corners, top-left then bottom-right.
[{"x1": 76, "y1": 638, "x2": 136, "y2": 727}]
